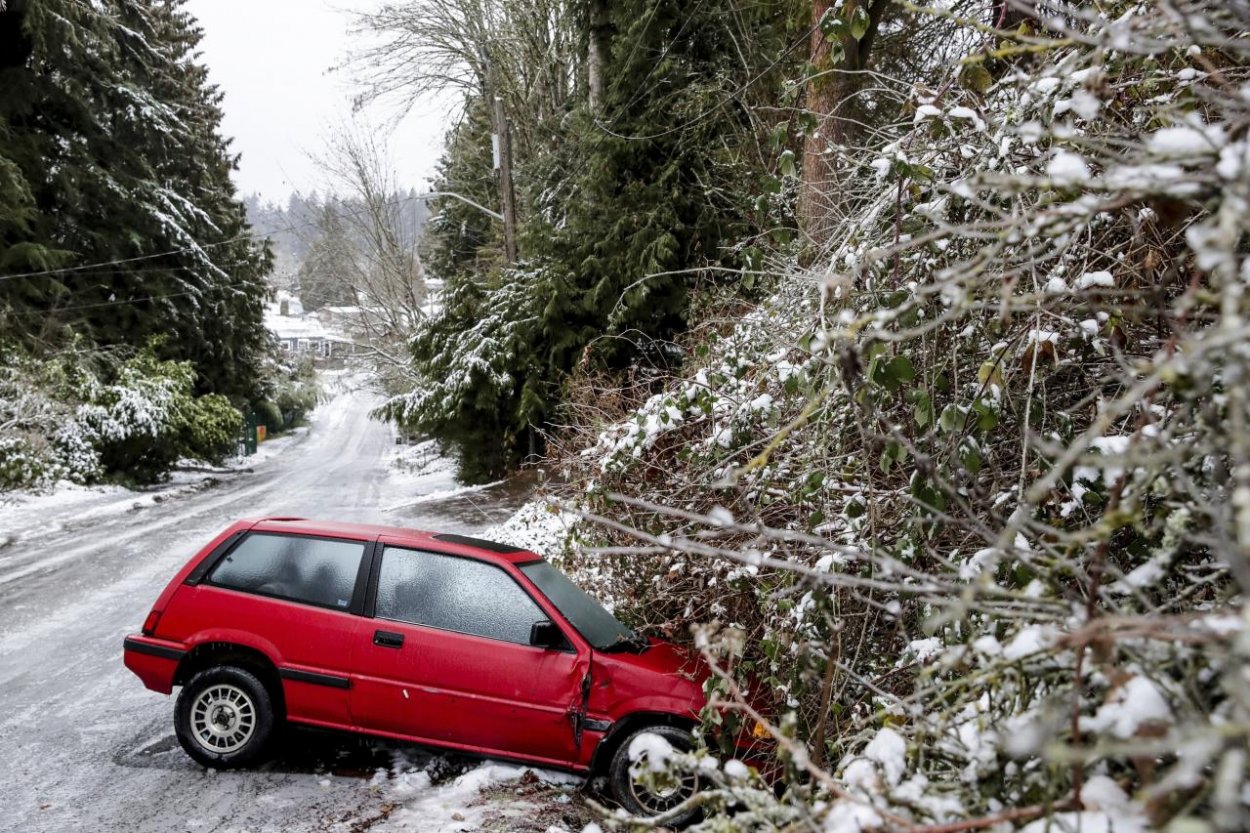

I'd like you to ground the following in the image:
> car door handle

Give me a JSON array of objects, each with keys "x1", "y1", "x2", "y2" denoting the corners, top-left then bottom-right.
[{"x1": 374, "y1": 630, "x2": 404, "y2": 648}]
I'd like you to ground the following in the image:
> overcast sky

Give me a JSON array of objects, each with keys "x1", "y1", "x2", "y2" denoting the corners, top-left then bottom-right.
[{"x1": 184, "y1": 0, "x2": 451, "y2": 203}]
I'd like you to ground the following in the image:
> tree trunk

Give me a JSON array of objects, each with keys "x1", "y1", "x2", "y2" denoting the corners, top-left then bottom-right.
[
  {"x1": 797, "y1": 0, "x2": 838, "y2": 243},
  {"x1": 798, "y1": 0, "x2": 892, "y2": 243},
  {"x1": 586, "y1": 0, "x2": 609, "y2": 115}
]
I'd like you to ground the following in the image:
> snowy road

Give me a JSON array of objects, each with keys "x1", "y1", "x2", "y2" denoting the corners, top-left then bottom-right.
[{"x1": 0, "y1": 378, "x2": 553, "y2": 833}]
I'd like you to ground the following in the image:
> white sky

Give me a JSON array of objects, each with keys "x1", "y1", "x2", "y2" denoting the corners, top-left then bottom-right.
[{"x1": 185, "y1": 0, "x2": 452, "y2": 203}]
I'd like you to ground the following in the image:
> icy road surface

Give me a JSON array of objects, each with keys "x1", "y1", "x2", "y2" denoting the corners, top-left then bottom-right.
[{"x1": 0, "y1": 378, "x2": 563, "y2": 833}]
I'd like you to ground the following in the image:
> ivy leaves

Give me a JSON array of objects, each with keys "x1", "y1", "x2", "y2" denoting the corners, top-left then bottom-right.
[
  {"x1": 818, "y1": 2, "x2": 874, "y2": 66},
  {"x1": 868, "y1": 349, "x2": 915, "y2": 393},
  {"x1": 848, "y1": 338, "x2": 1001, "y2": 517}
]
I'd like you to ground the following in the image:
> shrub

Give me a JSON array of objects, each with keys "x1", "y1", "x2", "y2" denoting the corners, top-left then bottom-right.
[
  {"x1": 0, "y1": 342, "x2": 246, "y2": 490},
  {"x1": 255, "y1": 400, "x2": 284, "y2": 434},
  {"x1": 0, "y1": 435, "x2": 57, "y2": 492},
  {"x1": 184, "y1": 394, "x2": 244, "y2": 464},
  {"x1": 533, "y1": 3, "x2": 1250, "y2": 830},
  {"x1": 261, "y1": 353, "x2": 319, "y2": 431},
  {"x1": 73, "y1": 351, "x2": 198, "y2": 482}
]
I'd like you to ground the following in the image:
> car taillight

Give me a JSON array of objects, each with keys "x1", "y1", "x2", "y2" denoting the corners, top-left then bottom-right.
[{"x1": 142, "y1": 610, "x2": 161, "y2": 636}]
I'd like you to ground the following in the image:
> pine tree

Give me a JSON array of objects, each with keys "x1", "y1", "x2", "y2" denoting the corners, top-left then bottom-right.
[
  {"x1": 0, "y1": 0, "x2": 271, "y2": 401},
  {"x1": 383, "y1": 0, "x2": 803, "y2": 480},
  {"x1": 298, "y1": 202, "x2": 359, "y2": 311}
]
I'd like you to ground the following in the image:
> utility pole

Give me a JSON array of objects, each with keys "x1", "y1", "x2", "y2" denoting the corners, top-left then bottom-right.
[
  {"x1": 491, "y1": 94, "x2": 518, "y2": 263},
  {"x1": 477, "y1": 44, "x2": 517, "y2": 262}
]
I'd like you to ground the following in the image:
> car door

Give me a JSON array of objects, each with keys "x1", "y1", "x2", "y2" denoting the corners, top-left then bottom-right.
[
  {"x1": 349, "y1": 543, "x2": 588, "y2": 766},
  {"x1": 178, "y1": 531, "x2": 372, "y2": 727}
]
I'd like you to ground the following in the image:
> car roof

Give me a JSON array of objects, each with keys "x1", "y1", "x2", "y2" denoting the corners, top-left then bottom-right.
[{"x1": 243, "y1": 517, "x2": 543, "y2": 565}]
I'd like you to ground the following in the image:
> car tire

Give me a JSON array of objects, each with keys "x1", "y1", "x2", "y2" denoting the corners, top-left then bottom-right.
[
  {"x1": 175, "y1": 666, "x2": 275, "y2": 769},
  {"x1": 608, "y1": 725, "x2": 702, "y2": 827}
]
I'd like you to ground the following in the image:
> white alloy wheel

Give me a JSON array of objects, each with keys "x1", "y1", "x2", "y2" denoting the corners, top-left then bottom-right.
[
  {"x1": 189, "y1": 683, "x2": 257, "y2": 754},
  {"x1": 628, "y1": 765, "x2": 698, "y2": 814},
  {"x1": 608, "y1": 725, "x2": 702, "y2": 825}
]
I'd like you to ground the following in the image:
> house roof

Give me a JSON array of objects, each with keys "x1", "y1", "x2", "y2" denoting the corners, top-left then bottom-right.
[{"x1": 264, "y1": 300, "x2": 349, "y2": 342}]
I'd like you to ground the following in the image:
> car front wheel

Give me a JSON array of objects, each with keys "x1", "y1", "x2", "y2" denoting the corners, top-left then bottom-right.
[
  {"x1": 174, "y1": 666, "x2": 275, "y2": 769},
  {"x1": 608, "y1": 725, "x2": 702, "y2": 826}
]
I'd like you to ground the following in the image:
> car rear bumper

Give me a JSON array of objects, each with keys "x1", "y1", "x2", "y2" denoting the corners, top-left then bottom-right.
[{"x1": 123, "y1": 635, "x2": 187, "y2": 694}]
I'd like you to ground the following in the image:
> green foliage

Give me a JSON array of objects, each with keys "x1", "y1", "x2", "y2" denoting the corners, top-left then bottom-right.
[
  {"x1": 0, "y1": 0, "x2": 272, "y2": 401},
  {"x1": 183, "y1": 394, "x2": 243, "y2": 464},
  {"x1": 260, "y1": 353, "x2": 319, "y2": 430},
  {"x1": 378, "y1": 275, "x2": 542, "y2": 482},
  {"x1": 420, "y1": 99, "x2": 499, "y2": 290},
  {"x1": 255, "y1": 400, "x2": 284, "y2": 434},
  {"x1": 76, "y1": 348, "x2": 244, "y2": 482},
  {"x1": 390, "y1": 0, "x2": 804, "y2": 480},
  {"x1": 0, "y1": 339, "x2": 246, "y2": 490},
  {"x1": 0, "y1": 435, "x2": 54, "y2": 492}
]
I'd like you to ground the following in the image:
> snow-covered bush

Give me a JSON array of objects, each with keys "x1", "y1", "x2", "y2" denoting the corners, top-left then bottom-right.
[
  {"x1": 0, "y1": 343, "x2": 95, "y2": 489},
  {"x1": 542, "y1": 2, "x2": 1250, "y2": 830},
  {"x1": 73, "y1": 352, "x2": 194, "y2": 481},
  {"x1": 0, "y1": 435, "x2": 56, "y2": 492},
  {"x1": 0, "y1": 343, "x2": 243, "y2": 490},
  {"x1": 377, "y1": 274, "x2": 546, "y2": 482}
]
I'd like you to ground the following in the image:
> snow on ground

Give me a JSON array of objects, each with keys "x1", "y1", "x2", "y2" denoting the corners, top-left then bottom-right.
[
  {"x1": 378, "y1": 438, "x2": 539, "y2": 533},
  {"x1": 370, "y1": 757, "x2": 585, "y2": 833},
  {"x1": 482, "y1": 497, "x2": 580, "y2": 557},
  {"x1": 0, "y1": 376, "x2": 599, "y2": 833},
  {"x1": 383, "y1": 440, "x2": 504, "y2": 512},
  {"x1": 0, "y1": 428, "x2": 308, "y2": 546},
  {"x1": 1, "y1": 480, "x2": 135, "y2": 543},
  {"x1": 0, "y1": 369, "x2": 375, "y2": 546},
  {"x1": 381, "y1": 439, "x2": 461, "y2": 508}
]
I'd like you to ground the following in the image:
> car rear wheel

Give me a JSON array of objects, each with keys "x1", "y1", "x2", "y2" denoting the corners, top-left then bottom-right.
[
  {"x1": 175, "y1": 666, "x2": 275, "y2": 769},
  {"x1": 608, "y1": 725, "x2": 702, "y2": 827}
]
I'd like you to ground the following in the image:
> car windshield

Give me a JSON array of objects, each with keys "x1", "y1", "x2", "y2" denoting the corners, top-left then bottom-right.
[{"x1": 520, "y1": 560, "x2": 638, "y2": 650}]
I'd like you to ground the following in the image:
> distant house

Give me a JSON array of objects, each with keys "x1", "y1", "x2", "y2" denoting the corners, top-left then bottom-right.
[
  {"x1": 265, "y1": 293, "x2": 351, "y2": 360},
  {"x1": 315, "y1": 305, "x2": 365, "y2": 333}
]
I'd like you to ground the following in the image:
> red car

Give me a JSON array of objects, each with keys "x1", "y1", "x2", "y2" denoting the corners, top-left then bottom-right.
[{"x1": 123, "y1": 518, "x2": 710, "y2": 820}]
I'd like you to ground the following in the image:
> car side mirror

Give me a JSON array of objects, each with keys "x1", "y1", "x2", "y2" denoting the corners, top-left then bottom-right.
[{"x1": 530, "y1": 619, "x2": 565, "y2": 650}]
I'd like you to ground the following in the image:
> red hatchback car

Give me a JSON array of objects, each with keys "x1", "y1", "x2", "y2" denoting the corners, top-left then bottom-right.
[{"x1": 123, "y1": 518, "x2": 712, "y2": 820}]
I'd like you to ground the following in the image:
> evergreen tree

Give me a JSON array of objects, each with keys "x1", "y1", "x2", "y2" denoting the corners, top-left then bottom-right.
[
  {"x1": 0, "y1": 0, "x2": 271, "y2": 401},
  {"x1": 298, "y1": 202, "x2": 359, "y2": 310},
  {"x1": 421, "y1": 100, "x2": 499, "y2": 288},
  {"x1": 377, "y1": 97, "x2": 538, "y2": 480},
  {"x1": 536, "y1": 0, "x2": 801, "y2": 370},
  {"x1": 383, "y1": 0, "x2": 802, "y2": 480}
]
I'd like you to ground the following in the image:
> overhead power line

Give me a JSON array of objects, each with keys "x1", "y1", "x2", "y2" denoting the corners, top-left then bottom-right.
[
  {"x1": 4, "y1": 279, "x2": 263, "y2": 317},
  {"x1": 0, "y1": 17, "x2": 814, "y2": 287},
  {"x1": 0, "y1": 236, "x2": 253, "y2": 283},
  {"x1": 0, "y1": 188, "x2": 480, "y2": 284}
]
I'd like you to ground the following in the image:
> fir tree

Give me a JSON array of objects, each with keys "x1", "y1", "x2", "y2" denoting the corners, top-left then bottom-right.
[
  {"x1": 0, "y1": 0, "x2": 271, "y2": 401},
  {"x1": 298, "y1": 202, "x2": 359, "y2": 311},
  {"x1": 384, "y1": 0, "x2": 802, "y2": 480}
]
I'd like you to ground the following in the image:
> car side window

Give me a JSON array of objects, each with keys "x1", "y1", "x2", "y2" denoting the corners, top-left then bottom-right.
[
  {"x1": 209, "y1": 533, "x2": 364, "y2": 610},
  {"x1": 376, "y1": 548, "x2": 544, "y2": 645}
]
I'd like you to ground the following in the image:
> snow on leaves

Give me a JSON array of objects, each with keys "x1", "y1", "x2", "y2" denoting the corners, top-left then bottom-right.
[{"x1": 526, "y1": 3, "x2": 1250, "y2": 831}]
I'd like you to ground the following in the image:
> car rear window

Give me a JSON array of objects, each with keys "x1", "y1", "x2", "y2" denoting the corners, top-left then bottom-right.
[
  {"x1": 376, "y1": 548, "x2": 544, "y2": 645},
  {"x1": 209, "y1": 533, "x2": 365, "y2": 610}
]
